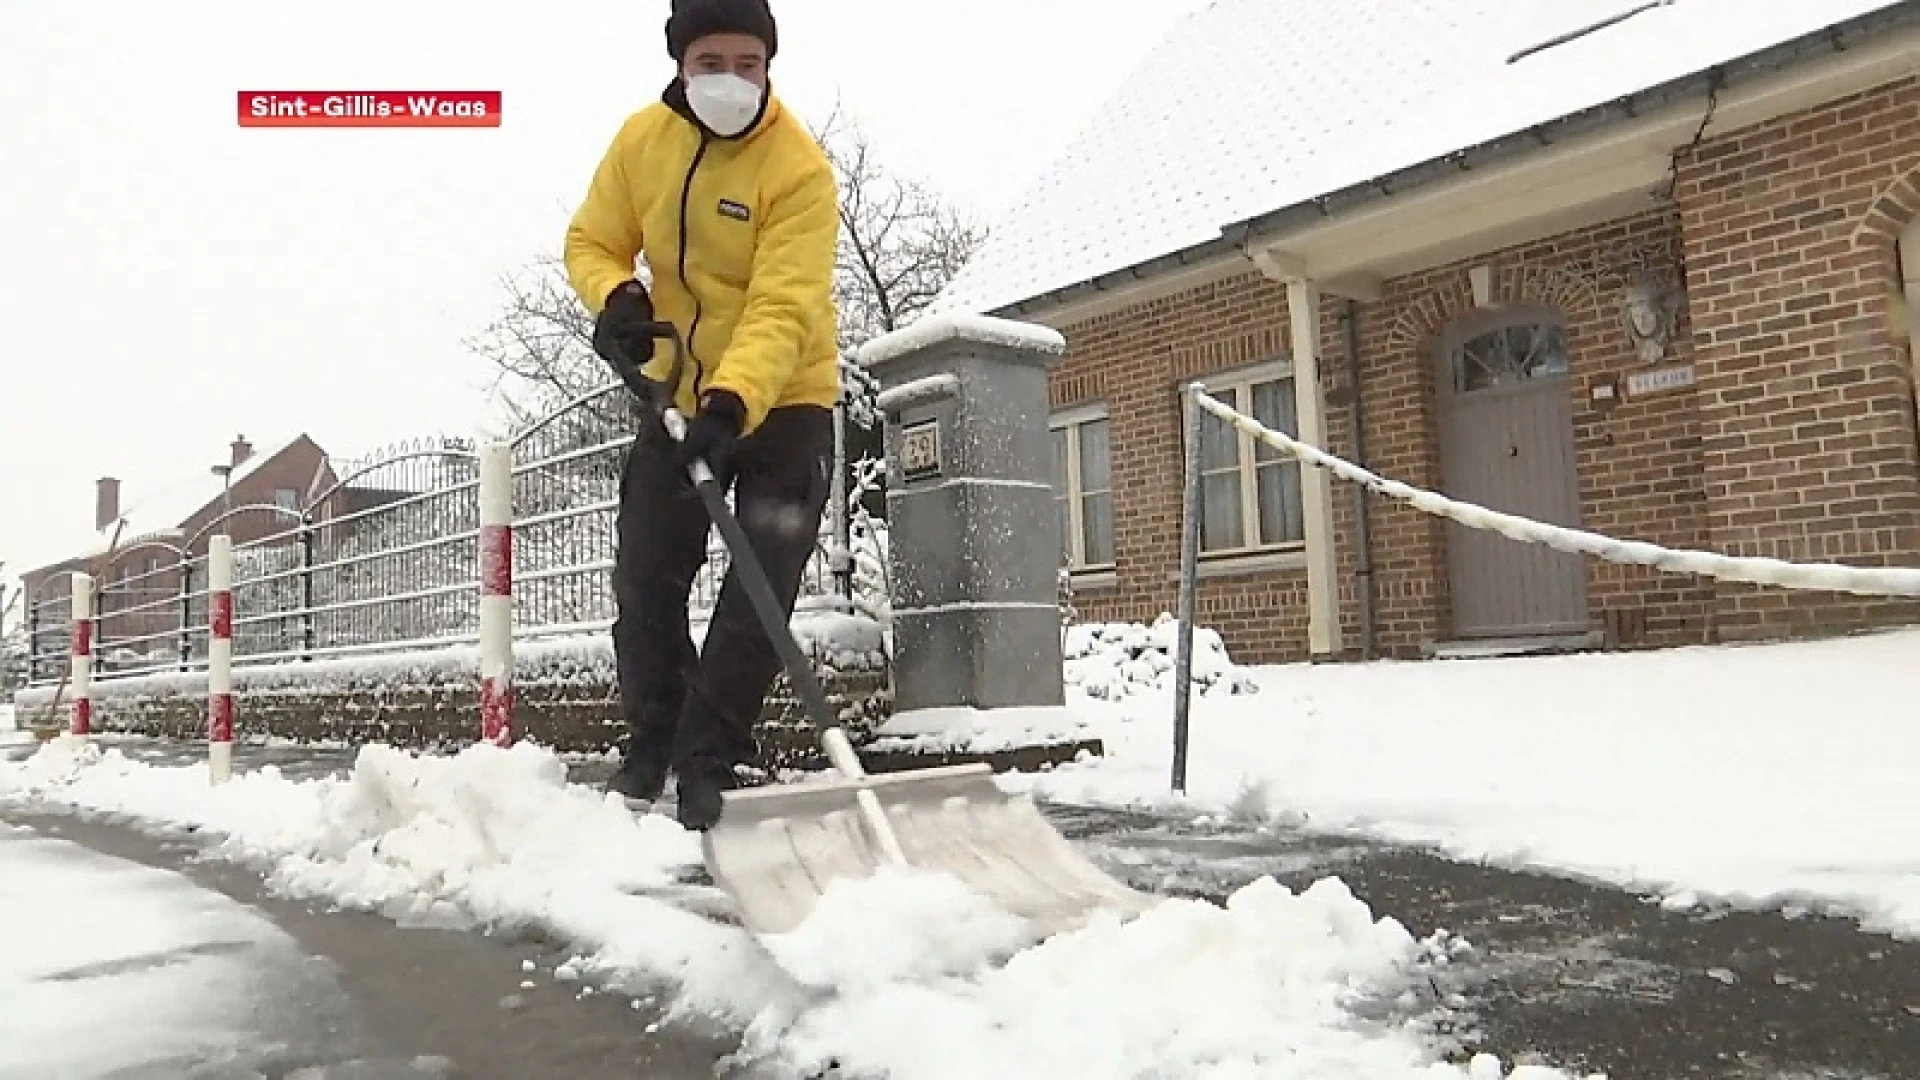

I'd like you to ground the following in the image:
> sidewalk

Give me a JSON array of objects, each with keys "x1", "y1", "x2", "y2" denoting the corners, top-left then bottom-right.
[
  {"x1": 4, "y1": 804, "x2": 740, "y2": 1080},
  {"x1": 6, "y1": 735, "x2": 1917, "y2": 1079}
]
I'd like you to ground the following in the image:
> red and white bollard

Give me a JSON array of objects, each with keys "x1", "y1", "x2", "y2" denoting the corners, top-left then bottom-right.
[
  {"x1": 70, "y1": 572, "x2": 93, "y2": 738},
  {"x1": 478, "y1": 441, "x2": 515, "y2": 747},
  {"x1": 208, "y1": 534, "x2": 235, "y2": 784}
]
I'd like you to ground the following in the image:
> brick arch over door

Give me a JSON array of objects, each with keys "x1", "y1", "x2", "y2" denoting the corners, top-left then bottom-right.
[
  {"x1": 1848, "y1": 162, "x2": 1920, "y2": 432},
  {"x1": 1385, "y1": 263, "x2": 1604, "y2": 351},
  {"x1": 1846, "y1": 162, "x2": 1920, "y2": 256}
]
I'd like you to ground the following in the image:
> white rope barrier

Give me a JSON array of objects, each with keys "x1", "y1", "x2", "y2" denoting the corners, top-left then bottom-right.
[{"x1": 1193, "y1": 390, "x2": 1920, "y2": 599}]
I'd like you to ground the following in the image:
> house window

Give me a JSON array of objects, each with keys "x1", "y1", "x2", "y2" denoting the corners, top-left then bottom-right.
[
  {"x1": 1049, "y1": 406, "x2": 1115, "y2": 571},
  {"x1": 1447, "y1": 320, "x2": 1569, "y2": 394},
  {"x1": 272, "y1": 487, "x2": 299, "y2": 511},
  {"x1": 1185, "y1": 364, "x2": 1305, "y2": 556}
]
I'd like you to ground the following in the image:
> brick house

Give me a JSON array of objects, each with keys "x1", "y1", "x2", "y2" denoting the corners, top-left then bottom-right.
[
  {"x1": 17, "y1": 435, "x2": 335, "y2": 675},
  {"x1": 931, "y1": 0, "x2": 1920, "y2": 664}
]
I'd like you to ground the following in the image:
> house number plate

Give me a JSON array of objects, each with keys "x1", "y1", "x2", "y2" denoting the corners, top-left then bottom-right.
[
  {"x1": 900, "y1": 419, "x2": 943, "y2": 482},
  {"x1": 1626, "y1": 364, "x2": 1696, "y2": 397}
]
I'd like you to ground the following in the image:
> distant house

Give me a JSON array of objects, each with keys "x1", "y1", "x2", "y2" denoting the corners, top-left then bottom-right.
[
  {"x1": 931, "y1": 0, "x2": 1920, "y2": 662},
  {"x1": 16, "y1": 435, "x2": 336, "y2": 675}
]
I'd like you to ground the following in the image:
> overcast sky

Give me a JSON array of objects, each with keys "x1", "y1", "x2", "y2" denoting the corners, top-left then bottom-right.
[{"x1": 0, "y1": 0, "x2": 1209, "y2": 582}]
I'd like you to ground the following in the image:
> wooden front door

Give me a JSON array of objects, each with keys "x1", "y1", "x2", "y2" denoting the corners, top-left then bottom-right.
[{"x1": 1435, "y1": 308, "x2": 1589, "y2": 638}]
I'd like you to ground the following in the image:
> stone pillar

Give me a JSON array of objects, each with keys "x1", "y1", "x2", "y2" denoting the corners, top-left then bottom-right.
[{"x1": 858, "y1": 315, "x2": 1068, "y2": 714}]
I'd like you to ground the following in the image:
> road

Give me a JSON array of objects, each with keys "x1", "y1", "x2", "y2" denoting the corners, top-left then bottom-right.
[{"x1": 3, "y1": 737, "x2": 1916, "y2": 1078}]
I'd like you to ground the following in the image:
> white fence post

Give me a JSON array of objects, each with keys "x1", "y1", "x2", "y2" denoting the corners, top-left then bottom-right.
[
  {"x1": 70, "y1": 573, "x2": 93, "y2": 738},
  {"x1": 208, "y1": 534, "x2": 234, "y2": 784},
  {"x1": 478, "y1": 440, "x2": 515, "y2": 747}
]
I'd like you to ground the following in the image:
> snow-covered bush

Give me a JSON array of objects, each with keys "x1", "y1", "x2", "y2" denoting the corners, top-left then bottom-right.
[{"x1": 1064, "y1": 615, "x2": 1260, "y2": 701}]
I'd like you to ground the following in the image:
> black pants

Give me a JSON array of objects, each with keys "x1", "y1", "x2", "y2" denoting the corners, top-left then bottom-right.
[{"x1": 612, "y1": 403, "x2": 834, "y2": 773}]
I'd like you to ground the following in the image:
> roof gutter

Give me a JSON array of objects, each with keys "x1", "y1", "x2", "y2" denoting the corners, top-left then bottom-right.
[{"x1": 994, "y1": 1, "x2": 1919, "y2": 321}]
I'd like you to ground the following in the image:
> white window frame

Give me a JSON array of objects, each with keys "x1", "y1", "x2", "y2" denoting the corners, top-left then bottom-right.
[
  {"x1": 1049, "y1": 403, "x2": 1116, "y2": 574},
  {"x1": 1181, "y1": 359, "x2": 1307, "y2": 561}
]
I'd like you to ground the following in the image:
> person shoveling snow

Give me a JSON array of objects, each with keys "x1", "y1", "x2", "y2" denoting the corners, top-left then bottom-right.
[
  {"x1": 563, "y1": 0, "x2": 841, "y2": 833},
  {"x1": 562, "y1": 0, "x2": 1155, "y2": 947}
]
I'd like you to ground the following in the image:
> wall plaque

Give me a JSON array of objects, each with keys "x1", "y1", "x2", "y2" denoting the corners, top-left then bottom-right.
[
  {"x1": 1625, "y1": 364, "x2": 1696, "y2": 398},
  {"x1": 899, "y1": 418, "x2": 943, "y2": 482}
]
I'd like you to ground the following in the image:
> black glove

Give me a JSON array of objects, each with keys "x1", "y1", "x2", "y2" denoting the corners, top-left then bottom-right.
[
  {"x1": 674, "y1": 390, "x2": 746, "y2": 483},
  {"x1": 592, "y1": 280, "x2": 656, "y2": 377}
]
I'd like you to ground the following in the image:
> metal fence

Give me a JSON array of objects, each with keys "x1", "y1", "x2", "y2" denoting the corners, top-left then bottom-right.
[{"x1": 24, "y1": 383, "x2": 889, "y2": 688}]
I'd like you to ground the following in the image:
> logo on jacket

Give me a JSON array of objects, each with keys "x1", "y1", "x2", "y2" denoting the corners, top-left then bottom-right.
[{"x1": 717, "y1": 198, "x2": 751, "y2": 222}]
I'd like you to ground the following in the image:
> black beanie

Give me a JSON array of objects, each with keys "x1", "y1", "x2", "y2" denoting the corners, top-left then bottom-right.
[{"x1": 666, "y1": 0, "x2": 778, "y2": 63}]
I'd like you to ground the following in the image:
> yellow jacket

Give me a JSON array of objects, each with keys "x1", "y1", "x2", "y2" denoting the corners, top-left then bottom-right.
[{"x1": 563, "y1": 89, "x2": 841, "y2": 435}]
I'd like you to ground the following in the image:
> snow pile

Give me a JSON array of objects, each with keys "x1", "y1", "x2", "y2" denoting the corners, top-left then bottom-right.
[
  {"x1": 867, "y1": 704, "x2": 1098, "y2": 753},
  {"x1": 1, "y1": 735, "x2": 1594, "y2": 1079},
  {"x1": 856, "y1": 311, "x2": 1067, "y2": 369},
  {"x1": 758, "y1": 867, "x2": 1039, "y2": 993},
  {"x1": 1038, "y1": 626, "x2": 1920, "y2": 940},
  {"x1": 738, "y1": 874, "x2": 1590, "y2": 1080},
  {"x1": 1065, "y1": 616, "x2": 1260, "y2": 701},
  {"x1": 0, "y1": 736, "x2": 701, "y2": 934}
]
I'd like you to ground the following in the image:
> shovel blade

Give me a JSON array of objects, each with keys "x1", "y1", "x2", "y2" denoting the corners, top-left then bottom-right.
[{"x1": 699, "y1": 763, "x2": 1157, "y2": 937}]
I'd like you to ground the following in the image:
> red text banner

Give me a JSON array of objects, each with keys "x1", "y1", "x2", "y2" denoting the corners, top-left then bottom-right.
[{"x1": 238, "y1": 91, "x2": 501, "y2": 128}]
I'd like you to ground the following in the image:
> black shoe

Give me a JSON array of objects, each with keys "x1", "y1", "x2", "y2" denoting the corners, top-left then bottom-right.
[
  {"x1": 673, "y1": 759, "x2": 738, "y2": 832},
  {"x1": 607, "y1": 754, "x2": 667, "y2": 803}
]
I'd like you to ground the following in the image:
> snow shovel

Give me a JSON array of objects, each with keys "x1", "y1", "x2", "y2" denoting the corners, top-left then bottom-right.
[{"x1": 610, "y1": 324, "x2": 1158, "y2": 938}]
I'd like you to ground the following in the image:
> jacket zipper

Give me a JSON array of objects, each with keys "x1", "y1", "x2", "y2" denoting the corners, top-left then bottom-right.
[{"x1": 676, "y1": 135, "x2": 712, "y2": 401}]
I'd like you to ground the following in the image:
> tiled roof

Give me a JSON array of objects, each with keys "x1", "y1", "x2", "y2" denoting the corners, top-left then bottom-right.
[{"x1": 930, "y1": 0, "x2": 1911, "y2": 317}]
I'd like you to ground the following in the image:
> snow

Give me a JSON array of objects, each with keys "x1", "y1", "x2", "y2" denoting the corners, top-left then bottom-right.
[
  {"x1": 868, "y1": 704, "x2": 1097, "y2": 754},
  {"x1": 930, "y1": 0, "x2": 1907, "y2": 316},
  {"x1": 1065, "y1": 615, "x2": 1261, "y2": 700},
  {"x1": 0, "y1": 733, "x2": 1595, "y2": 1079},
  {"x1": 7, "y1": 607, "x2": 1913, "y2": 1071},
  {"x1": 0, "y1": 824, "x2": 339, "y2": 1077},
  {"x1": 737, "y1": 871, "x2": 1548, "y2": 1080},
  {"x1": 12, "y1": 611, "x2": 889, "y2": 716},
  {"x1": 1012, "y1": 625, "x2": 1920, "y2": 940},
  {"x1": 757, "y1": 867, "x2": 1037, "y2": 993},
  {"x1": 873, "y1": 373, "x2": 960, "y2": 415},
  {"x1": 857, "y1": 312, "x2": 1067, "y2": 369}
]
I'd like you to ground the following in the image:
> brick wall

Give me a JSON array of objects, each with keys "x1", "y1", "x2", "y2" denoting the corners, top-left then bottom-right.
[
  {"x1": 1048, "y1": 74, "x2": 1920, "y2": 662},
  {"x1": 1677, "y1": 74, "x2": 1920, "y2": 637},
  {"x1": 1051, "y1": 273, "x2": 1323, "y2": 663},
  {"x1": 1376, "y1": 209, "x2": 1718, "y2": 651}
]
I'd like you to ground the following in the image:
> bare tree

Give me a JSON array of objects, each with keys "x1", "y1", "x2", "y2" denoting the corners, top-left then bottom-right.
[
  {"x1": 814, "y1": 104, "x2": 987, "y2": 363},
  {"x1": 468, "y1": 254, "x2": 612, "y2": 430}
]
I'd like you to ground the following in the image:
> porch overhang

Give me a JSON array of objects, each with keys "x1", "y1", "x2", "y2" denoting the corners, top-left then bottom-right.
[{"x1": 1244, "y1": 14, "x2": 1920, "y2": 284}]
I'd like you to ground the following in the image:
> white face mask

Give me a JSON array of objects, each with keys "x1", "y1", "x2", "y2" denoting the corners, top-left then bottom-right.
[{"x1": 685, "y1": 73, "x2": 763, "y2": 138}]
